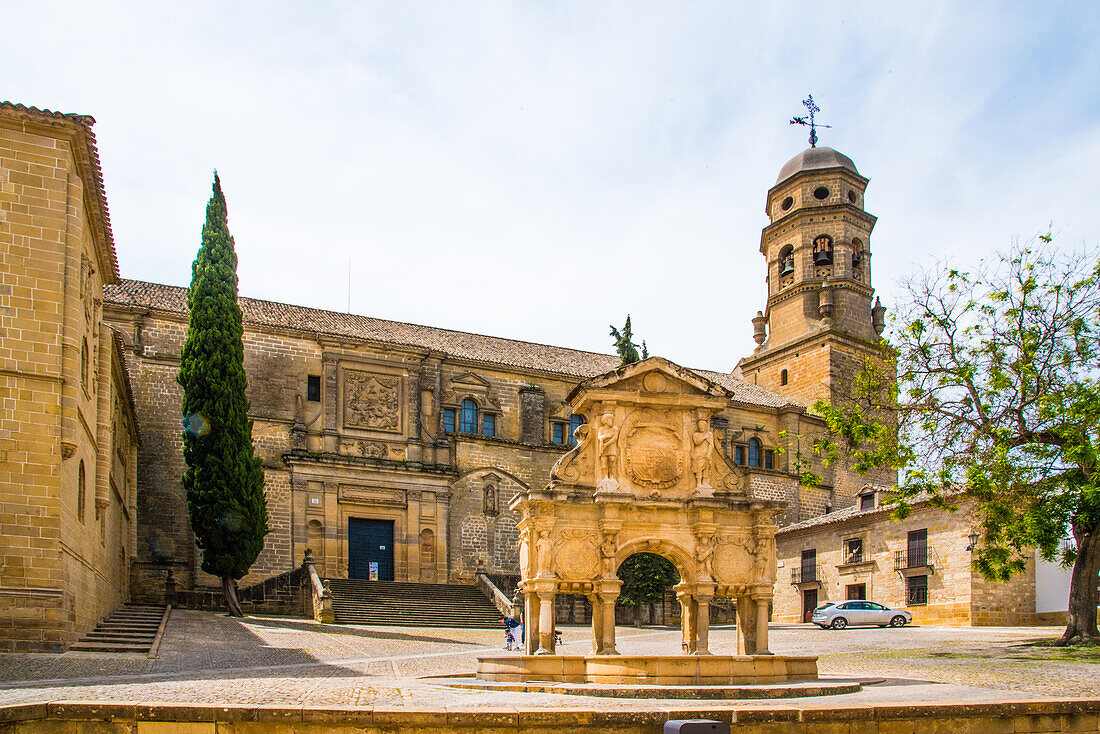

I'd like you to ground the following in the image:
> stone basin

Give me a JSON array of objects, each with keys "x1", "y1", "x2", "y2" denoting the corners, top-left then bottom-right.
[{"x1": 475, "y1": 654, "x2": 818, "y2": 685}]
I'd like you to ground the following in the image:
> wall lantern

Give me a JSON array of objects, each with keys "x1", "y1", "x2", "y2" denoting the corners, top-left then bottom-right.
[{"x1": 965, "y1": 532, "x2": 980, "y2": 552}]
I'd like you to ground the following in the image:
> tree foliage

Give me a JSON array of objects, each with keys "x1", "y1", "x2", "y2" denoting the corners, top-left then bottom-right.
[
  {"x1": 812, "y1": 238, "x2": 1100, "y2": 644},
  {"x1": 610, "y1": 315, "x2": 648, "y2": 365},
  {"x1": 178, "y1": 173, "x2": 268, "y2": 617},
  {"x1": 617, "y1": 553, "x2": 679, "y2": 608}
]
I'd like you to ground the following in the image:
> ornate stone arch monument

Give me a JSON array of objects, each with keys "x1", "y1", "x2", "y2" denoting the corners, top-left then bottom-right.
[{"x1": 477, "y1": 358, "x2": 817, "y2": 684}]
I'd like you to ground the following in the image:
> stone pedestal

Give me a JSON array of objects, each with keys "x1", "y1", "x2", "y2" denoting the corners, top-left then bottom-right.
[{"x1": 476, "y1": 654, "x2": 818, "y2": 684}]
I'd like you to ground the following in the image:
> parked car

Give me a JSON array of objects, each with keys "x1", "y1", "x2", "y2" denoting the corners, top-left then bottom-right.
[{"x1": 811, "y1": 600, "x2": 912, "y2": 629}]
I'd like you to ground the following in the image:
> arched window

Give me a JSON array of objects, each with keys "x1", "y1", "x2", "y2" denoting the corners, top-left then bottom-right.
[
  {"x1": 780, "y1": 369, "x2": 789, "y2": 386},
  {"x1": 747, "y1": 437, "x2": 762, "y2": 468},
  {"x1": 460, "y1": 398, "x2": 478, "y2": 433},
  {"x1": 77, "y1": 460, "x2": 86, "y2": 521},
  {"x1": 81, "y1": 338, "x2": 89, "y2": 390},
  {"x1": 569, "y1": 414, "x2": 585, "y2": 446},
  {"x1": 778, "y1": 245, "x2": 795, "y2": 277},
  {"x1": 813, "y1": 235, "x2": 833, "y2": 266}
]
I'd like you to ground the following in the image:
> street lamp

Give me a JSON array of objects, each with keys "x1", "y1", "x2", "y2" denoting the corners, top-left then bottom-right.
[{"x1": 965, "y1": 532, "x2": 979, "y2": 552}]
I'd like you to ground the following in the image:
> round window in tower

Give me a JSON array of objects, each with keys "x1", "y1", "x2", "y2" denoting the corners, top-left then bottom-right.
[
  {"x1": 781, "y1": 196, "x2": 794, "y2": 211},
  {"x1": 848, "y1": 190, "x2": 858, "y2": 204},
  {"x1": 813, "y1": 186, "x2": 829, "y2": 200}
]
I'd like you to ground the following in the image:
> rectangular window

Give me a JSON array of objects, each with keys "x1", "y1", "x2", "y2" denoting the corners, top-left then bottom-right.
[
  {"x1": 460, "y1": 401, "x2": 477, "y2": 433},
  {"x1": 906, "y1": 574, "x2": 928, "y2": 606},
  {"x1": 844, "y1": 537, "x2": 863, "y2": 564},
  {"x1": 442, "y1": 408, "x2": 456, "y2": 433},
  {"x1": 907, "y1": 529, "x2": 928, "y2": 567},
  {"x1": 568, "y1": 414, "x2": 585, "y2": 446},
  {"x1": 859, "y1": 493, "x2": 875, "y2": 511},
  {"x1": 482, "y1": 413, "x2": 496, "y2": 437},
  {"x1": 551, "y1": 422, "x2": 566, "y2": 445},
  {"x1": 306, "y1": 375, "x2": 321, "y2": 402},
  {"x1": 845, "y1": 583, "x2": 866, "y2": 600},
  {"x1": 799, "y1": 549, "x2": 816, "y2": 583},
  {"x1": 734, "y1": 446, "x2": 745, "y2": 466},
  {"x1": 763, "y1": 449, "x2": 774, "y2": 470}
]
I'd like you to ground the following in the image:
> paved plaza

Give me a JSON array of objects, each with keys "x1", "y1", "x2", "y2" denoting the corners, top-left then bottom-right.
[{"x1": 0, "y1": 610, "x2": 1097, "y2": 713}]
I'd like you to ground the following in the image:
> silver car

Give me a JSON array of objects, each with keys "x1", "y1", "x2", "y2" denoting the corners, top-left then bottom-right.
[{"x1": 811, "y1": 600, "x2": 912, "y2": 629}]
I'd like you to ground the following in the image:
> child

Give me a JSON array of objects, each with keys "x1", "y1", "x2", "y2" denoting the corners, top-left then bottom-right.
[{"x1": 499, "y1": 616, "x2": 521, "y2": 650}]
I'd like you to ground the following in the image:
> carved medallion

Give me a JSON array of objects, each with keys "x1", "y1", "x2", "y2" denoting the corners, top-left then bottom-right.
[
  {"x1": 713, "y1": 540, "x2": 753, "y2": 584},
  {"x1": 554, "y1": 533, "x2": 600, "y2": 579},
  {"x1": 624, "y1": 424, "x2": 682, "y2": 488},
  {"x1": 343, "y1": 370, "x2": 401, "y2": 432}
]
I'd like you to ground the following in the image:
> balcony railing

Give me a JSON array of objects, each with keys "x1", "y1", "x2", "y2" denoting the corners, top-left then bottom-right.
[
  {"x1": 894, "y1": 546, "x2": 936, "y2": 571},
  {"x1": 791, "y1": 566, "x2": 818, "y2": 584}
]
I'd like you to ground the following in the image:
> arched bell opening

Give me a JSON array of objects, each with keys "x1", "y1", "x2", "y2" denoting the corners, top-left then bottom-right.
[{"x1": 616, "y1": 552, "x2": 680, "y2": 629}]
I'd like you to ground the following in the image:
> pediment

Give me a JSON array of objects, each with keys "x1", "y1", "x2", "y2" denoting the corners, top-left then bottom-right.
[
  {"x1": 567, "y1": 357, "x2": 729, "y2": 404},
  {"x1": 451, "y1": 372, "x2": 492, "y2": 388}
]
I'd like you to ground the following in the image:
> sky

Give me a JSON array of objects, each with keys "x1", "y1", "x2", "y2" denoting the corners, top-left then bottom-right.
[{"x1": 4, "y1": 2, "x2": 1099, "y2": 372}]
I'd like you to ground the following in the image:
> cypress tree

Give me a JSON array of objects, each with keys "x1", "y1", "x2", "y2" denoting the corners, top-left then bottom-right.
[
  {"x1": 609, "y1": 315, "x2": 648, "y2": 365},
  {"x1": 178, "y1": 173, "x2": 268, "y2": 617}
]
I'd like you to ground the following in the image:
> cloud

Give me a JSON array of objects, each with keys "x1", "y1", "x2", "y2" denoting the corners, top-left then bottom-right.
[{"x1": 3, "y1": 1, "x2": 1098, "y2": 370}]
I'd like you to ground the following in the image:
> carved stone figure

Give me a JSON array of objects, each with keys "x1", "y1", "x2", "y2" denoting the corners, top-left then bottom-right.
[
  {"x1": 694, "y1": 534, "x2": 715, "y2": 578},
  {"x1": 596, "y1": 412, "x2": 619, "y2": 483},
  {"x1": 599, "y1": 532, "x2": 618, "y2": 576},
  {"x1": 690, "y1": 419, "x2": 714, "y2": 488},
  {"x1": 535, "y1": 529, "x2": 553, "y2": 577}
]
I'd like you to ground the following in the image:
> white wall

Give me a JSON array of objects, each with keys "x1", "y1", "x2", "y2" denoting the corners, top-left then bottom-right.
[{"x1": 1035, "y1": 550, "x2": 1072, "y2": 614}]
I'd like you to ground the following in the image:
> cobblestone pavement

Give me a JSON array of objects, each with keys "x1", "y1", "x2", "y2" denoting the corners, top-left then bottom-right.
[{"x1": 0, "y1": 611, "x2": 1095, "y2": 711}]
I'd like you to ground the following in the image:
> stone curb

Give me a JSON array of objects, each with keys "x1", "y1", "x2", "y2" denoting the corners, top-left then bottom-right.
[{"x1": 1, "y1": 699, "x2": 1098, "y2": 726}]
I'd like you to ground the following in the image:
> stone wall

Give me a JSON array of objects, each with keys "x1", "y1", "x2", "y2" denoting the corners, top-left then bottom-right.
[
  {"x1": 774, "y1": 496, "x2": 1045, "y2": 626},
  {"x1": 0, "y1": 108, "x2": 137, "y2": 651}
]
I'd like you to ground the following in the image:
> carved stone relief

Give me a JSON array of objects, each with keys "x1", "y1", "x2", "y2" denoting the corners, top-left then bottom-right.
[{"x1": 343, "y1": 370, "x2": 401, "y2": 433}]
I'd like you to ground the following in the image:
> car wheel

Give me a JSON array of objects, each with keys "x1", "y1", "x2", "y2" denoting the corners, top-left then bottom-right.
[
  {"x1": 890, "y1": 615, "x2": 907, "y2": 627},
  {"x1": 830, "y1": 617, "x2": 847, "y2": 630}
]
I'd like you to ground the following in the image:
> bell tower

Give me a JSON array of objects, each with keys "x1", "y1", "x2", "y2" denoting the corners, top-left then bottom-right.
[{"x1": 738, "y1": 146, "x2": 886, "y2": 406}]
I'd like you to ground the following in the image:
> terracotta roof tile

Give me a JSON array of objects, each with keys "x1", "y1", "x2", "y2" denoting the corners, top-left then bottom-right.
[{"x1": 104, "y1": 278, "x2": 800, "y2": 409}]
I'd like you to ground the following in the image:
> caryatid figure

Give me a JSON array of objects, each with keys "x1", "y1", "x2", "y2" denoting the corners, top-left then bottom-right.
[
  {"x1": 596, "y1": 412, "x2": 619, "y2": 484},
  {"x1": 691, "y1": 419, "x2": 714, "y2": 488}
]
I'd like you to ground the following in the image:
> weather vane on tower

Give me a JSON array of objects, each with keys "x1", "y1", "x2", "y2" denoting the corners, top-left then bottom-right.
[{"x1": 790, "y1": 94, "x2": 831, "y2": 148}]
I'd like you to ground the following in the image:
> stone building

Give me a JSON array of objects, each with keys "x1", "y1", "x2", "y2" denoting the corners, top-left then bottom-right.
[
  {"x1": 2, "y1": 97, "x2": 1061, "y2": 649},
  {"x1": 103, "y1": 280, "x2": 832, "y2": 602},
  {"x1": 0, "y1": 104, "x2": 139, "y2": 652},
  {"x1": 774, "y1": 488, "x2": 1069, "y2": 626}
]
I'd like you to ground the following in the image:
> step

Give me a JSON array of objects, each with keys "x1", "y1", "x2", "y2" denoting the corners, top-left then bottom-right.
[{"x1": 69, "y1": 642, "x2": 151, "y2": 653}]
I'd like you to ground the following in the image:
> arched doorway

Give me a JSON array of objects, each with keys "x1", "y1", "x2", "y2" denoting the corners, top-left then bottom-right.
[{"x1": 617, "y1": 552, "x2": 679, "y2": 628}]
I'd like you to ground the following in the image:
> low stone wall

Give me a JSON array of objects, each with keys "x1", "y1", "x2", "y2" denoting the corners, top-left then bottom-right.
[
  {"x1": 169, "y1": 566, "x2": 311, "y2": 617},
  {"x1": 3, "y1": 700, "x2": 1100, "y2": 733}
]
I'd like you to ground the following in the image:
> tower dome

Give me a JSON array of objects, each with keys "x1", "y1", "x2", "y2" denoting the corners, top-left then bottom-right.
[{"x1": 775, "y1": 146, "x2": 859, "y2": 185}]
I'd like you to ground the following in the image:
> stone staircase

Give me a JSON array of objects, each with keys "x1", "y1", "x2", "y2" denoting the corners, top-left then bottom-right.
[
  {"x1": 325, "y1": 579, "x2": 501, "y2": 628},
  {"x1": 69, "y1": 604, "x2": 167, "y2": 654}
]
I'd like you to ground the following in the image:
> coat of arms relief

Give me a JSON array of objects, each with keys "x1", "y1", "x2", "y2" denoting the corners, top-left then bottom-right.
[{"x1": 343, "y1": 369, "x2": 402, "y2": 433}]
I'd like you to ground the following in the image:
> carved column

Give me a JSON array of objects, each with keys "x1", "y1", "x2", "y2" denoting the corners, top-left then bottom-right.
[
  {"x1": 598, "y1": 587, "x2": 619, "y2": 655},
  {"x1": 587, "y1": 592, "x2": 603, "y2": 655},
  {"x1": 524, "y1": 588, "x2": 539, "y2": 655},
  {"x1": 406, "y1": 489, "x2": 422, "y2": 581},
  {"x1": 537, "y1": 587, "x2": 556, "y2": 654},
  {"x1": 754, "y1": 590, "x2": 772, "y2": 655},
  {"x1": 322, "y1": 355, "x2": 338, "y2": 453},
  {"x1": 736, "y1": 593, "x2": 757, "y2": 655},
  {"x1": 677, "y1": 585, "x2": 697, "y2": 654},
  {"x1": 694, "y1": 586, "x2": 714, "y2": 655}
]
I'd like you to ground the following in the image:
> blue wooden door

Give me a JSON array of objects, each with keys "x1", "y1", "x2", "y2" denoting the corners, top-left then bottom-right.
[{"x1": 348, "y1": 518, "x2": 395, "y2": 581}]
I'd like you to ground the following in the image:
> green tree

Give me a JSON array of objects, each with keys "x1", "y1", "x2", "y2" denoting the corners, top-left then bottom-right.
[
  {"x1": 178, "y1": 173, "x2": 268, "y2": 617},
  {"x1": 812, "y1": 239, "x2": 1100, "y2": 644},
  {"x1": 617, "y1": 553, "x2": 679, "y2": 626},
  {"x1": 610, "y1": 315, "x2": 648, "y2": 365}
]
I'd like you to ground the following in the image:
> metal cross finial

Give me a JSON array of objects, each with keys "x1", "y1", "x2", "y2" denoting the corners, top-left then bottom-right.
[{"x1": 790, "y1": 94, "x2": 831, "y2": 148}]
